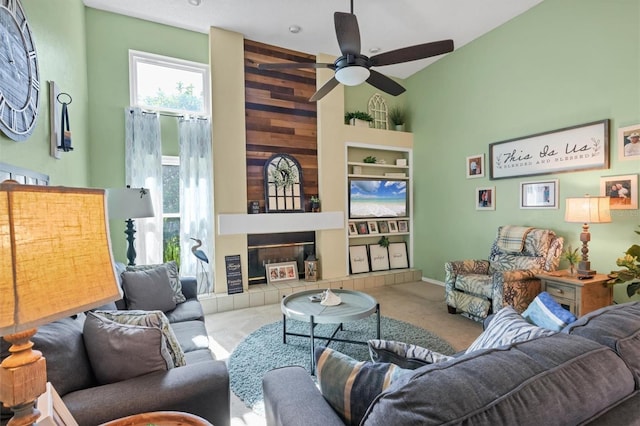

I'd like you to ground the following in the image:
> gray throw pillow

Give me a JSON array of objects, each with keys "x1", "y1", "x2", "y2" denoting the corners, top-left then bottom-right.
[
  {"x1": 121, "y1": 265, "x2": 177, "y2": 312},
  {"x1": 83, "y1": 312, "x2": 170, "y2": 385},
  {"x1": 127, "y1": 261, "x2": 185, "y2": 304},
  {"x1": 368, "y1": 339, "x2": 454, "y2": 369}
]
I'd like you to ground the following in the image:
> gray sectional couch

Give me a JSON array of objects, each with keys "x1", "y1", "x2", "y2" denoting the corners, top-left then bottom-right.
[
  {"x1": 2, "y1": 274, "x2": 230, "y2": 426},
  {"x1": 263, "y1": 301, "x2": 640, "y2": 425}
]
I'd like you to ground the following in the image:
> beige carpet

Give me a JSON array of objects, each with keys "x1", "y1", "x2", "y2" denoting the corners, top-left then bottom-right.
[{"x1": 204, "y1": 280, "x2": 482, "y2": 426}]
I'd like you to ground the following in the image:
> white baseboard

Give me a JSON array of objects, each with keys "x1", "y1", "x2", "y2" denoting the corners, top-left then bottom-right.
[{"x1": 421, "y1": 276, "x2": 445, "y2": 287}]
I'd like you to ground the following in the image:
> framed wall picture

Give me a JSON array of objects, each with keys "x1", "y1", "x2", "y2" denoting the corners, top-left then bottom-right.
[
  {"x1": 600, "y1": 174, "x2": 638, "y2": 210},
  {"x1": 367, "y1": 221, "x2": 379, "y2": 234},
  {"x1": 618, "y1": 124, "x2": 640, "y2": 161},
  {"x1": 519, "y1": 179, "x2": 559, "y2": 209},
  {"x1": 348, "y1": 222, "x2": 358, "y2": 235},
  {"x1": 368, "y1": 244, "x2": 390, "y2": 271},
  {"x1": 466, "y1": 154, "x2": 485, "y2": 178},
  {"x1": 476, "y1": 186, "x2": 496, "y2": 211},
  {"x1": 356, "y1": 221, "x2": 369, "y2": 235},
  {"x1": 349, "y1": 245, "x2": 370, "y2": 273},
  {"x1": 397, "y1": 220, "x2": 408, "y2": 233},
  {"x1": 388, "y1": 242, "x2": 409, "y2": 269},
  {"x1": 388, "y1": 220, "x2": 398, "y2": 233},
  {"x1": 266, "y1": 261, "x2": 299, "y2": 284},
  {"x1": 377, "y1": 220, "x2": 389, "y2": 234}
]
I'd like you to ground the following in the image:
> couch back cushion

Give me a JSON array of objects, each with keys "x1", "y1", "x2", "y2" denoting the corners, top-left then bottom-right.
[
  {"x1": 361, "y1": 333, "x2": 635, "y2": 426},
  {"x1": 32, "y1": 314, "x2": 97, "y2": 396},
  {"x1": 563, "y1": 301, "x2": 640, "y2": 384}
]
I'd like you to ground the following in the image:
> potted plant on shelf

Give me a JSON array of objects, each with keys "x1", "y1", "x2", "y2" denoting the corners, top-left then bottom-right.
[
  {"x1": 344, "y1": 111, "x2": 373, "y2": 127},
  {"x1": 388, "y1": 106, "x2": 406, "y2": 131},
  {"x1": 561, "y1": 245, "x2": 581, "y2": 276},
  {"x1": 310, "y1": 196, "x2": 320, "y2": 212}
]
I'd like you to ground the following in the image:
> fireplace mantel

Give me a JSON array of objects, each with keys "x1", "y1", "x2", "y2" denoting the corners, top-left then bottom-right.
[{"x1": 217, "y1": 211, "x2": 344, "y2": 235}]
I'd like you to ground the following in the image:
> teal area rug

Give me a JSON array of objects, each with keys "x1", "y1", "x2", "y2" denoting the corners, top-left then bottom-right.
[{"x1": 227, "y1": 316, "x2": 455, "y2": 415}]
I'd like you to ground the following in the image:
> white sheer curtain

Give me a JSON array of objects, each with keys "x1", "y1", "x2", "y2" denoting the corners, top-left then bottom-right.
[
  {"x1": 179, "y1": 117, "x2": 214, "y2": 293},
  {"x1": 125, "y1": 107, "x2": 163, "y2": 265}
]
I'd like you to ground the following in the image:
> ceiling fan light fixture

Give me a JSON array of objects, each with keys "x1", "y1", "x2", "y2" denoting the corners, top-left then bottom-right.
[{"x1": 335, "y1": 66, "x2": 370, "y2": 86}]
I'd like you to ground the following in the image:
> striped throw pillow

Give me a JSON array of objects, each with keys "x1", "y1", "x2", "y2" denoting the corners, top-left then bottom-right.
[
  {"x1": 315, "y1": 346, "x2": 412, "y2": 426},
  {"x1": 368, "y1": 339, "x2": 454, "y2": 369},
  {"x1": 522, "y1": 291, "x2": 577, "y2": 331}
]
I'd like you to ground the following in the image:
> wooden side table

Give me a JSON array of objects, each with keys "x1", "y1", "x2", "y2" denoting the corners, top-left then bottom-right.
[{"x1": 536, "y1": 271, "x2": 612, "y2": 317}]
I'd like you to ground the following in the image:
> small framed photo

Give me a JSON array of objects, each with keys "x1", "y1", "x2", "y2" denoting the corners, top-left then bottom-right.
[
  {"x1": 367, "y1": 221, "x2": 379, "y2": 234},
  {"x1": 368, "y1": 244, "x2": 390, "y2": 271},
  {"x1": 519, "y1": 179, "x2": 559, "y2": 209},
  {"x1": 388, "y1": 242, "x2": 409, "y2": 269},
  {"x1": 600, "y1": 174, "x2": 638, "y2": 210},
  {"x1": 36, "y1": 383, "x2": 77, "y2": 426},
  {"x1": 618, "y1": 124, "x2": 640, "y2": 161},
  {"x1": 356, "y1": 221, "x2": 369, "y2": 235},
  {"x1": 476, "y1": 187, "x2": 495, "y2": 211},
  {"x1": 266, "y1": 261, "x2": 299, "y2": 284},
  {"x1": 349, "y1": 245, "x2": 370, "y2": 274},
  {"x1": 388, "y1": 220, "x2": 398, "y2": 233},
  {"x1": 466, "y1": 154, "x2": 485, "y2": 179},
  {"x1": 348, "y1": 222, "x2": 358, "y2": 235},
  {"x1": 377, "y1": 221, "x2": 389, "y2": 234},
  {"x1": 397, "y1": 220, "x2": 408, "y2": 233}
]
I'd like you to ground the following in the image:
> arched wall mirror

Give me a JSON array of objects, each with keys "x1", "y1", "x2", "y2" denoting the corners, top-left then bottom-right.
[{"x1": 264, "y1": 153, "x2": 304, "y2": 212}]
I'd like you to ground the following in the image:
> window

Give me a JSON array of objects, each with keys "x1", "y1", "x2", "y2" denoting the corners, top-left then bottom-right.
[
  {"x1": 162, "y1": 156, "x2": 180, "y2": 264},
  {"x1": 129, "y1": 50, "x2": 210, "y2": 115}
]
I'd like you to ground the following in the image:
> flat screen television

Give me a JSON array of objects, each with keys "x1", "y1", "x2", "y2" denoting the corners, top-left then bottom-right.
[{"x1": 349, "y1": 179, "x2": 408, "y2": 219}]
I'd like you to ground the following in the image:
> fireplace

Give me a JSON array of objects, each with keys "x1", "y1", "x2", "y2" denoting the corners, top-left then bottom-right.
[{"x1": 247, "y1": 231, "x2": 316, "y2": 285}]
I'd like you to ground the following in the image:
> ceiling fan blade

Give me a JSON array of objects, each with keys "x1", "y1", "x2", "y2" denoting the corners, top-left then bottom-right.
[
  {"x1": 334, "y1": 12, "x2": 361, "y2": 55},
  {"x1": 309, "y1": 77, "x2": 340, "y2": 102},
  {"x1": 257, "y1": 62, "x2": 334, "y2": 70},
  {"x1": 370, "y1": 39, "x2": 454, "y2": 67},
  {"x1": 366, "y1": 70, "x2": 406, "y2": 96}
]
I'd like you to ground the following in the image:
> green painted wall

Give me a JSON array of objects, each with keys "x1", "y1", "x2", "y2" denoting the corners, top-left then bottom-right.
[
  {"x1": 84, "y1": 9, "x2": 208, "y2": 261},
  {"x1": 406, "y1": 0, "x2": 640, "y2": 302},
  {"x1": 0, "y1": 0, "x2": 90, "y2": 186}
]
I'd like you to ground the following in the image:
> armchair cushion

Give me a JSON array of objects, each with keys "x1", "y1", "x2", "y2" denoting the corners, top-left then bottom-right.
[
  {"x1": 496, "y1": 225, "x2": 533, "y2": 253},
  {"x1": 465, "y1": 306, "x2": 555, "y2": 354},
  {"x1": 83, "y1": 312, "x2": 171, "y2": 385}
]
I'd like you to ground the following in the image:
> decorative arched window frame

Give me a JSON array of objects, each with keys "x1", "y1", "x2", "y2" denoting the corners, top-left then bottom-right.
[
  {"x1": 264, "y1": 153, "x2": 305, "y2": 212},
  {"x1": 368, "y1": 93, "x2": 388, "y2": 130}
]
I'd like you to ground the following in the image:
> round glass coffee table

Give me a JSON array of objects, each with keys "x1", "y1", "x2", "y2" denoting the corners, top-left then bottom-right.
[{"x1": 281, "y1": 289, "x2": 380, "y2": 372}]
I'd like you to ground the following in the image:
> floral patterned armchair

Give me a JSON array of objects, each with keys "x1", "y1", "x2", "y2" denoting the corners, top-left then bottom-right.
[{"x1": 445, "y1": 226, "x2": 564, "y2": 322}]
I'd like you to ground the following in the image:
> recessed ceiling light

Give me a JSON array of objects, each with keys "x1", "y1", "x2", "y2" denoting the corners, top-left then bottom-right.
[
  {"x1": 188, "y1": 0, "x2": 201, "y2": 6},
  {"x1": 289, "y1": 25, "x2": 301, "y2": 34},
  {"x1": 369, "y1": 47, "x2": 381, "y2": 54}
]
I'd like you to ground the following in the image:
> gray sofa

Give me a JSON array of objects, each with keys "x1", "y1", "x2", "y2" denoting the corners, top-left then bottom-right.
[
  {"x1": 2, "y1": 275, "x2": 230, "y2": 426},
  {"x1": 263, "y1": 301, "x2": 640, "y2": 425}
]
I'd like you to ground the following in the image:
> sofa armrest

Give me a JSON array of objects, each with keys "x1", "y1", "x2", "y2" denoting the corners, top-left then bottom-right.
[
  {"x1": 263, "y1": 366, "x2": 344, "y2": 426},
  {"x1": 180, "y1": 276, "x2": 198, "y2": 300},
  {"x1": 62, "y1": 360, "x2": 230, "y2": 426}
]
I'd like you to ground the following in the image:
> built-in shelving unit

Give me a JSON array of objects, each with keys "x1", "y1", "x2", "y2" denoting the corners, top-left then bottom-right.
[{"x1": 345, "y1": 143, "x2": 413, "y2": 274}]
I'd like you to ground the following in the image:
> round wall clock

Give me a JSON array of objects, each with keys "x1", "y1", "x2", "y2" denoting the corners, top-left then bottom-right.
[{"x1": 0, "y1": 0, "x2": 40, "y2": 141}]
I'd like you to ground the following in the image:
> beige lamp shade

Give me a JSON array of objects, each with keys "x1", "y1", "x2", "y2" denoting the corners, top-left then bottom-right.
[
  {"x1": 106, "y1": 187, "x2": 154, "y2": 220},
  {"x1": 0, "y1": 183, "x2": 122, "y2": 336},
  {"x1": 564, "y1": 196, "x2": 611, "y2": 224}
]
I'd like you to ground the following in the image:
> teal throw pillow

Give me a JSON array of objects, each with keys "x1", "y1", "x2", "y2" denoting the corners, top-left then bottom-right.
[
  {"x1": 315, "y1": 346, "x2": 412, "y2": 426},
  {"x1": 522, "y1": 291, "x2": 577, "y2": 331}
]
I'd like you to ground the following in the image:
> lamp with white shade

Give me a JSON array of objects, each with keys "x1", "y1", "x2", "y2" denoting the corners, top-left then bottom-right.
[
  {"x1": 564, "y1": 195, "x2": 611, "y2": 277},
  {"x1": 106, "y1": 186, "x2": 154, "y2": 266},
  {"x1": 0, "y1": 182, "x2": 121, "y2": 425}
]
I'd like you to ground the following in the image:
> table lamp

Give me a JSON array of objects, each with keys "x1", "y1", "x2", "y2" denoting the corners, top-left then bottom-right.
[
  {"x1": 106, "y1": 186, "x2": 154, "y2": 266},
  {"x1": 0, "y1": 182, "x2": 121, "y2": 425},
  {"x1": 564, "y1": 195, "x2": 611, "y2": 277}
]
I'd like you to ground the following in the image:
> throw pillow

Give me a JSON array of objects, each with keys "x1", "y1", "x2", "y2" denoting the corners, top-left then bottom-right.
[
  {"x1": 95, "y1": 310, "x2": 186, "y2": 367},
  {"x1": 522, "y1": 291, "x2": 577, "y2": 331},
  {"x1": 83, "y1": 312, "x2": 170, "y2": 385},
  {"x1": 127, "y1": 261, "x2": 185, "y2": 304},
  {"x1": 368, "y1": 339, "x2": 454, "y2": 369},
  {"x1": 465, "y1": 306, "x2": 556, "y2": 354},
  {"x1": 314, "y1": 346, "x2": 412, "y2": 426},
  {"x1": 121, "y1": 265, "x2": 177, "y2": 312}
]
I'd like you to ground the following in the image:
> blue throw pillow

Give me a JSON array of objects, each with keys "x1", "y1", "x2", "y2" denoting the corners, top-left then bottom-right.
[
  {"x1": 315, "y1": 346, "x2": 412, "y2": 426},
  {"x1": 522, "y1": 291, "x2": 577, "y2": 331}
]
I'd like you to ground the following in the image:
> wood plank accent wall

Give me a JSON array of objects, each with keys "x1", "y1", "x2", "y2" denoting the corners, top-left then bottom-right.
[{"x1": 244, "y1": 39, "x2": 318, "y2": 212}]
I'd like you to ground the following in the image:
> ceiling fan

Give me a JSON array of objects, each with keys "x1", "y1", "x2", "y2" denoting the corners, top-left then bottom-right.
[{"x1": 257, "y1": 1, "x2": 454, "y2": 102}]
